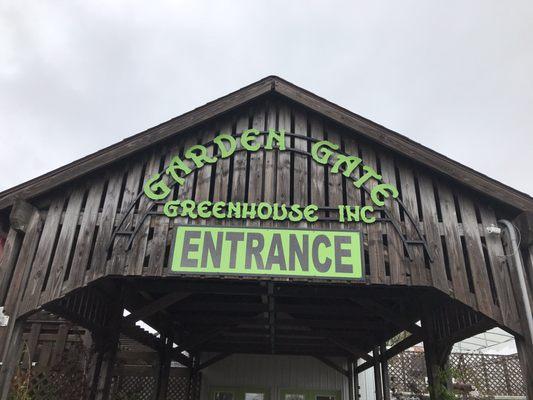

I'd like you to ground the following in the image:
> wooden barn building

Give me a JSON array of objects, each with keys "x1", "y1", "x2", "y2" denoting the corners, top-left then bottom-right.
[{"x1": 0, "y1": 76, "x2": 532, "y2": 400}]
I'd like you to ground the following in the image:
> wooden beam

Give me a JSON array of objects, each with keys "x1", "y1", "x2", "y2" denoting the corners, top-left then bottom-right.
[
  {"x1": 380, "y1": 343, "x2": 391, "y2": 400},
  {"x1": 184, "y1": 315, "x2": 264, "y2": 350},
  {"x1": 0, "y1": 229, "x2": 22, "y2": 304},
  {"x1": 281, "y1": 311, "x2": 373, "y2": 362},
  {"x1": 373, "y1": 347, "x2": 383, "y2": 400},
  {"x1": 314, "y1": 356, "x2": 349, "y2": 377},
  {"x1": 120, "y1": 324, "x2": 192, "y2": 368},
  {"x1": 327, "y1": 336, "x2": 373, "y2": 363},
  {"x1": 352, "y1": 299, "x2": 422, "y2": 335},
  {"x1": 9, "y1": 200, "x2": 36, "y2": 233},
  {"x1": 194, "y1": 353, "x2": 232, "y2": 372},
  {"x1": 132, "y1": 280, "x2": 266, "y2": 296},
  {"x1": 92, "y1": 286, "x2": 124, "y2": 400},
  {"x1": 123, "y1": 291, "x2": 191, "y2": 325},
  {"x1": 348, "y1": 359, "x2": 355, "y2": 400},
  {"x1": 355, "y1": 333, "x2": 422, "y2": 374},
  {"x1": 154, "y1": 332, "x2": 173, "y2": 400}
]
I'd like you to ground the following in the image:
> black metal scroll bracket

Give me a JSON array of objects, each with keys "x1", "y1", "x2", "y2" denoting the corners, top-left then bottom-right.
[{"x1": 107, "y1": 131, "x2": 434, "y2": 263}]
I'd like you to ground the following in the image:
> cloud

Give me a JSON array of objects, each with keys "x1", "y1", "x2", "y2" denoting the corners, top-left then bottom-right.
[{"x1": 1, "y1": 0, "x2": 532, "y2": 195}]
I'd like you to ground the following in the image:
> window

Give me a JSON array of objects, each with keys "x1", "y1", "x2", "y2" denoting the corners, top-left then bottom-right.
[
  {"x1": 280, "y1": 389, "x2": 341, "y2": 400},
  {"x1": 214, "y1": 391, "x2": 234, "y2": 400},
  {"x1": 284, "y1": 394, "x2": 305, "y2": 400},
  {"x1": 211, "y1": 387, "x2": 269, "y2": 400},
  {"x1": 245, "y1": 393, "x2": 265, "y2": 400}
]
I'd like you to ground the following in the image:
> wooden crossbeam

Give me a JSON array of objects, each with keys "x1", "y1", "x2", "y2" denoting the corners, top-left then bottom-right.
[
  {"x1": 355, "y1": 333, "x2": 422, "y2": 374},
  {"x1": 314, "y1": 356, "x2": 349, "y2": 377},
  {"x1": 352, "y1": 299, "x2": 422, "y2": 335},
  {"x1": 327, "y1": 336, "x2": 373, "y2": 362},
  {"x1": 282, "y1": 311, "x2": 373, "y2": 362},
  {"x1": 123, "y1": 292, "x2": 191, "y2": 325},
  {"x1": 185, "y1": 315, "x2": 264, "y2": 350},
  {"x1": 194, "y1": 353, "x2": 232, "y2": 372},
  {"x1": 120, "y1": 324, "x2": 192, "y2": 368},
  {"x1": 177, "y1": 315, "x2": 385, "y2": 331}
]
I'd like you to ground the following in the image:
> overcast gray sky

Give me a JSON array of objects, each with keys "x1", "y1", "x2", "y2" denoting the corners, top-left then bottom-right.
[{"x1": 1, "y1": 0, "x2": 532, "y2": 195}]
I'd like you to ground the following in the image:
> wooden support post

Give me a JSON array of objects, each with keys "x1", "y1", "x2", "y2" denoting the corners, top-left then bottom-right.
[
  {"x1": 0, "y1": 317, "x2": 26, "y2": 400},
  {"x1": 373, "y1": 347, "x2": 383, "y2": 400},
  {"x1": 154, "y1": 332, "x2": 173, "y2": 400},
  {"x1": 0, "y1": 229, "x2": 23, "y2": 307},
  {"x1": 502, "y1": 220, "x2": 533, "y2": 399},
  {"x1": 90, "y1": 285, "x2": 125, "y2": 400},
  {"x1": 515, "y1": 334, "x2": 533, "y2": 399},
  {"x1": 0, "y1": 207, "x2": 41, "y2": 400},
  {"x1": 380, "y1": 343, "x2": 390, "y2": 400},
  {"x1": 348, "y1": 358, "x2": 355, "y2": 400},
  {"x1": 422, "y1": 318, "x2": 453, "y2": 400},
  {"x1": 354, "y1": 359, "x2": 360, "y2": 400}
]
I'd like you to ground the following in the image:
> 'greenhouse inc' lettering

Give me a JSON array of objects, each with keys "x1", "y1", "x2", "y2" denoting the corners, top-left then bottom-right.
[{"x1": 163, "y1": 200, "x2": 376, "y2": 224}]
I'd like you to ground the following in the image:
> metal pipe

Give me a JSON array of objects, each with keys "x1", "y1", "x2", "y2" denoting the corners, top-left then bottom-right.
[{"x1": 498, "y1": 219, "x2": 533, "y2": 344}]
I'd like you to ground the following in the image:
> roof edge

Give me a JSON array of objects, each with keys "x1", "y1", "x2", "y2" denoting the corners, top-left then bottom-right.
[
  {"x1": 0, "y1": 76, "x2": 275, "y2": 209},
  {"x1": 1, "y1": 75, "x2": 532, "y2": 212}
]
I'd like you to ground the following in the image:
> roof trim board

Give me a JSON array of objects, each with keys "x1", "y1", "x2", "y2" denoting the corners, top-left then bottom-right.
[{"x1": 1, "y1": 76, "x2": 532, "y2": 211}]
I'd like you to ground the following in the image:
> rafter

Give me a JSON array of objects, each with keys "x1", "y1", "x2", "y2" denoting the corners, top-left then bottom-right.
[
  {"x1": 314, "y1": 356, "x2": 349, "y2": 377},
  {"x1": 122, "y1": 291, "x2": 191, "y2": 325},
  {"x1": 352, "y1": 298, "x2": 422, "y2": 335}
]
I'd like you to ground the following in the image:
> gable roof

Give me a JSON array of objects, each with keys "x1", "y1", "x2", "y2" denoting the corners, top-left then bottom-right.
[{"x1": 1, "y1": 76, "x2": 532, "y2": 211}]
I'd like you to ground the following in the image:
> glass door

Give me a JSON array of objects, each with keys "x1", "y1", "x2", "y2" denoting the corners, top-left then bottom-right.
[{"x1": 211, "y1": 387, "x2": 269, "y2": 400}]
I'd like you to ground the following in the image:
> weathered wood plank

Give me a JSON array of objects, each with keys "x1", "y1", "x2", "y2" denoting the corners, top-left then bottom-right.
[
  {"x1": 309, "y1": 116, "x2": 326, "y2": 209},
  {"x1": 21, "y1": 197, "x2": 65, "y2": 313},
  {"x1": 359, "y1": 144, "x2": 385, "y2": 285},
  {"x1": 127, "y1": 151, "x2": 161, "y2": 276},
  {"x1": 417, "y1": 173, "x2": 448, "y2": 293},
  {"x1": 148, "y1": 142, "x2": 180, "y2": 276},
  {"x1": 231, "y1": 114, "x2": 250, "y2": 204},
  {"x1": 89, "y1": 169, "x2": 123, "y2": 280},
  {"x1": 293, "y1": 108, "x2": 308, "y2": 207},
  {"x1": 0, "y1": 229, "x2": 23, "y2": 304},
  {"x1": 212, "y1": 117, "x2": 235, "y2": 204},
  {"x1": 64, "y1": 179, "x2": 105, "y2": 293},
  {"x1": 50, "y1": 324, "x2": 69, "y2": 366},
  {"x1": 436, "y1": 183, "x2": 473, "y2": 307},
  {"x1": 248, "y1": 103, "x2": 267, "y2": 206},
  {"x1": 379, "y1": 153, "x2": 406, "y2": 285},
  {"x1": 263, "y1": 101, "x2": 278, "y2": 205},
  {"x1": 109, "y1": 160, "x2": 144, "y2": 276},
  {"x1": 457, "y1": 194, "x2": 496, "y2": 318},
  {"x1": 398, "y1": 161, "x2": 427, "y2": 286},
  {"x1": 41, "y1": 187, "x2": 85, "y2": 305},
  {"x1": 163, "y1": 134, "x2": 198, "y2": 277},
  {"x1": 276, "y1": 102, "x2": 291, "y2": 207},
  {"x1": 4, "y1": 211, "x2": 42, "y2": 317},
  {"x1": 479, "y1": 204, "x2": 520, "y2": 331}
]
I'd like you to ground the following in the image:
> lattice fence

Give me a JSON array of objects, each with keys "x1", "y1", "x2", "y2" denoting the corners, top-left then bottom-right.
[
  {"x1": 388, "y1": 351, "x2": 526, "y2": 397},
  {"x1": 110, "y1": 369, "x2": 200, "y2": 400}
]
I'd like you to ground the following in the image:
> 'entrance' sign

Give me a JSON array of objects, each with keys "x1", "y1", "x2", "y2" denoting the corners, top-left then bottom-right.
[{"x1": 171, "y1": 226, "x2": 363, "y2": 280}]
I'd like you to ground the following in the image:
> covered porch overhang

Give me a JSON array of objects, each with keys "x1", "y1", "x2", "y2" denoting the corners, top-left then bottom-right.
[{"x1": 38, "y1": 276, "x2": 500, "y2": 400}]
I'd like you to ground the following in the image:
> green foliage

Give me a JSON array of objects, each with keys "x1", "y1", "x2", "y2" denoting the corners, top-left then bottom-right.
[{"x1": 428, "y1": 366, "x2": 457, "y2": 400}]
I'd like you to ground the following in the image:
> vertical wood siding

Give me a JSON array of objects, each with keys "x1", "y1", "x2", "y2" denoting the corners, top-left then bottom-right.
[{"x1": 3, "y1": 96, "x2": 521, "y2": 335}]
